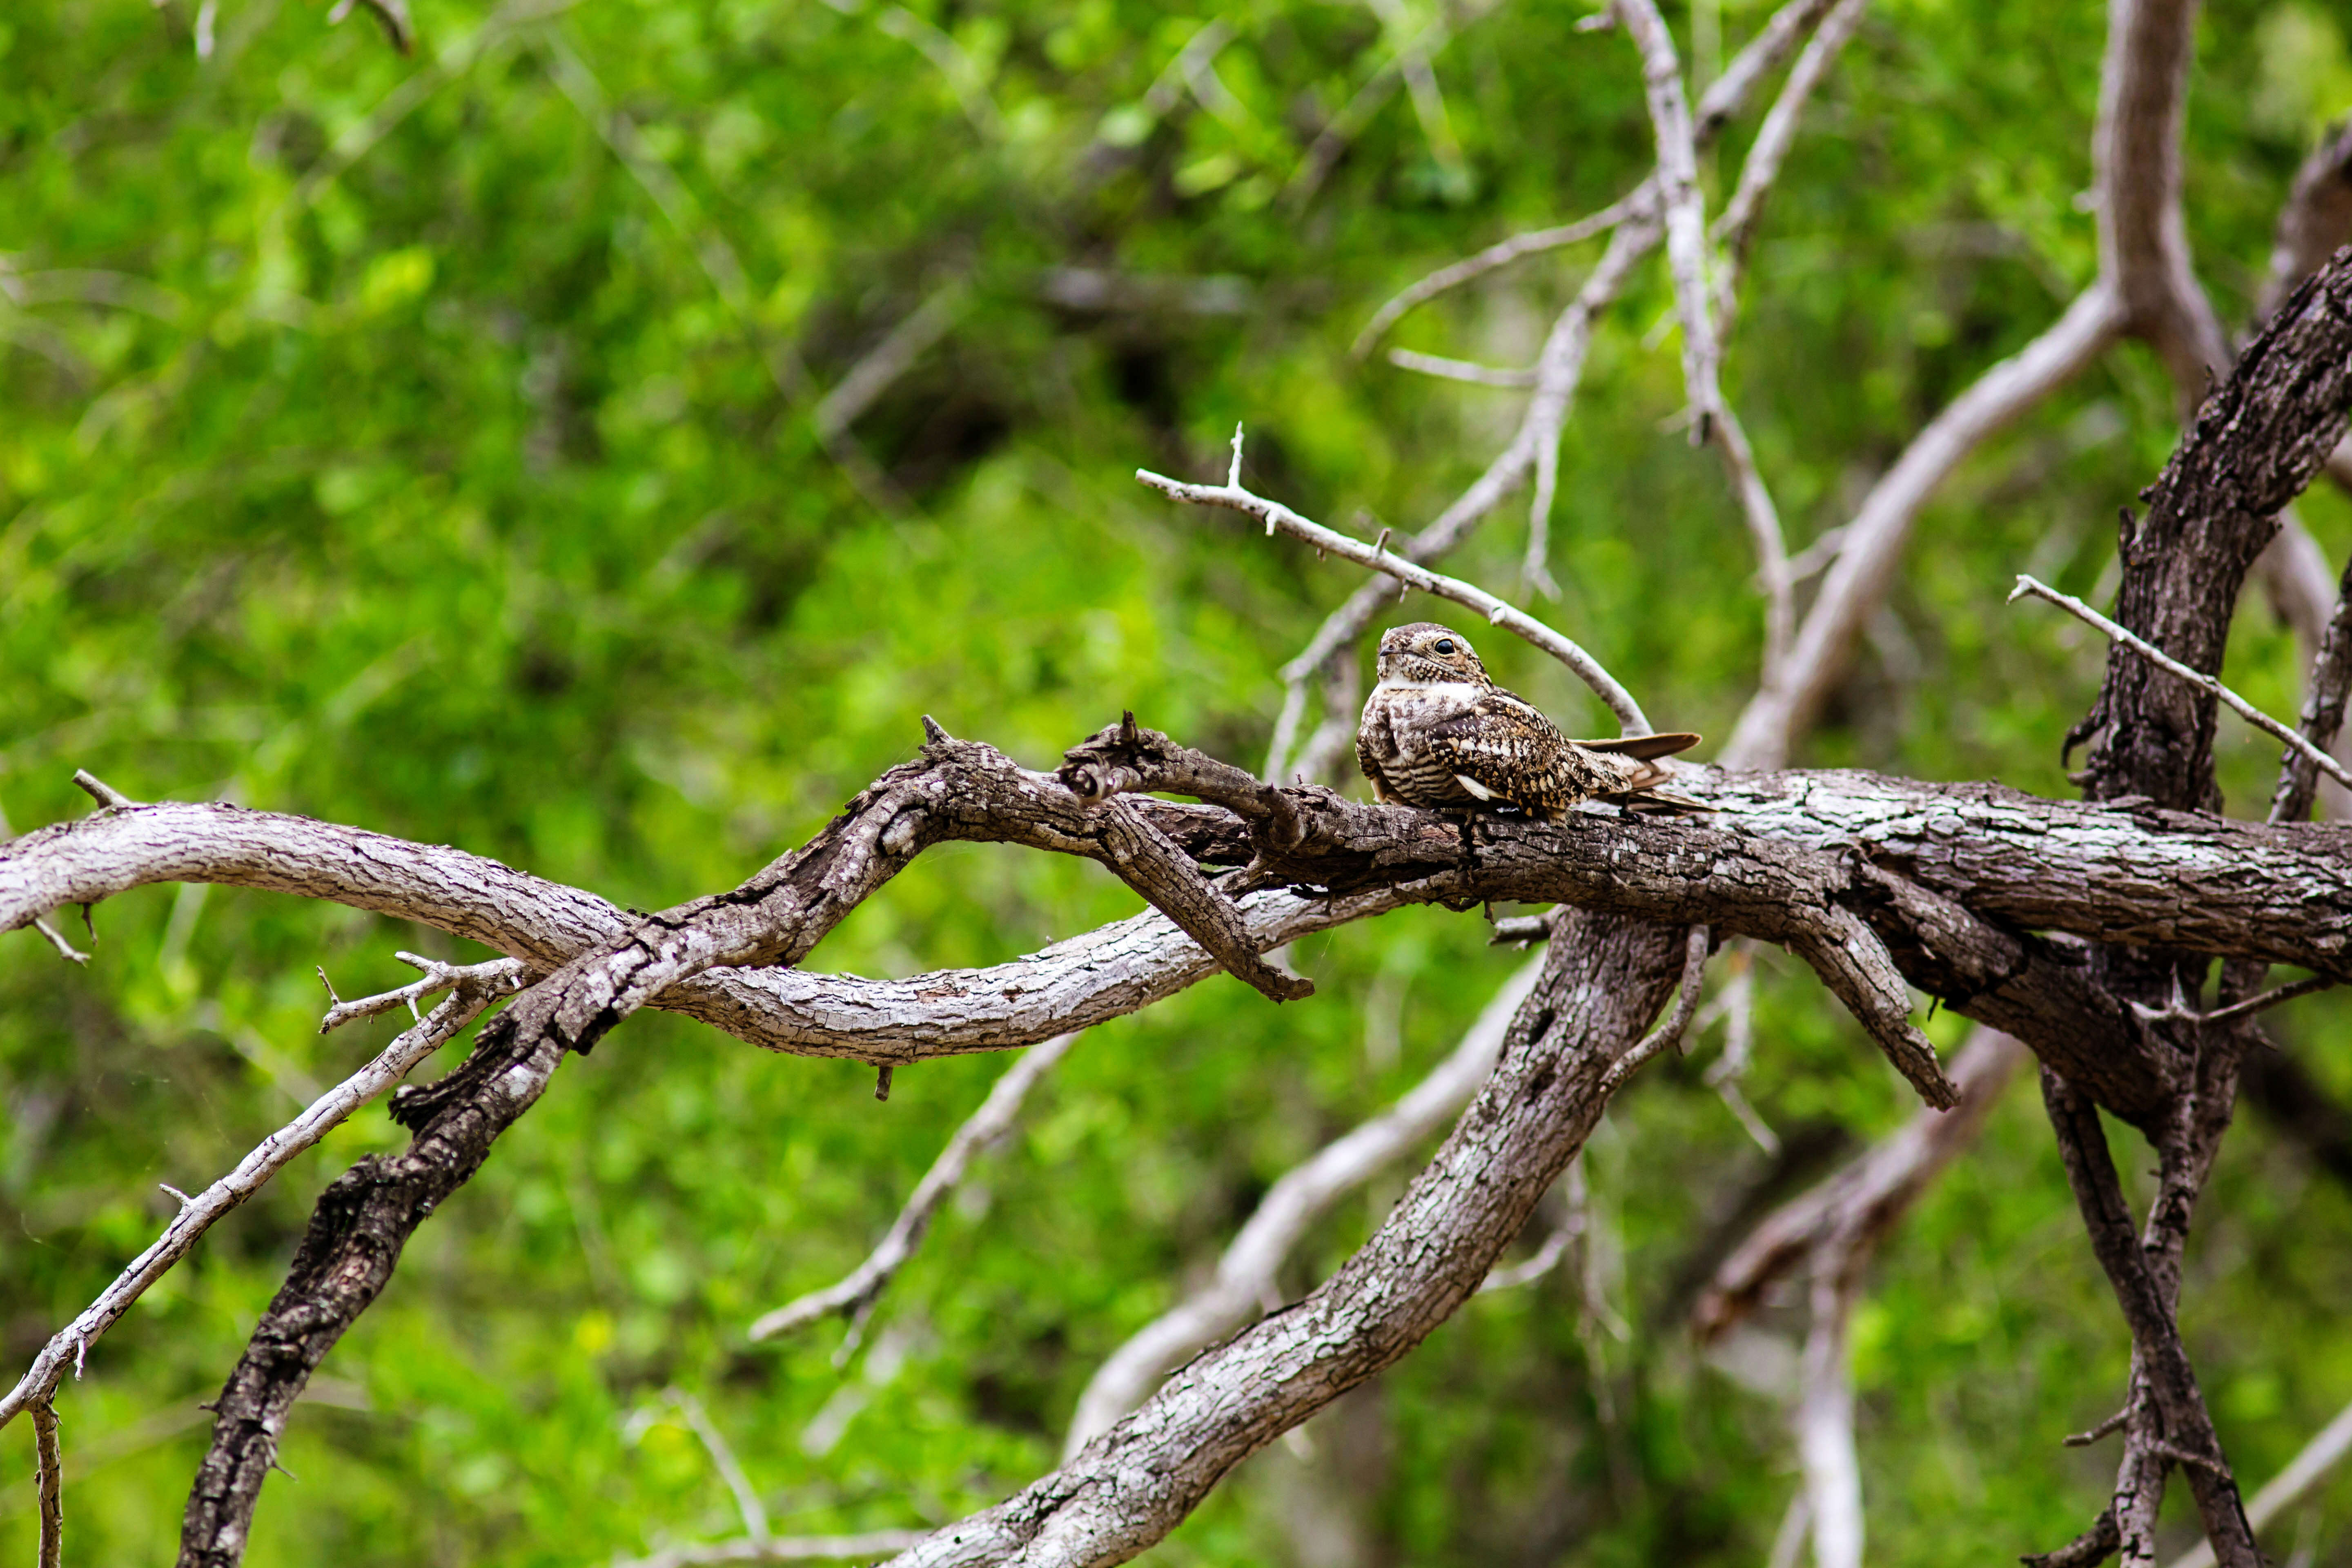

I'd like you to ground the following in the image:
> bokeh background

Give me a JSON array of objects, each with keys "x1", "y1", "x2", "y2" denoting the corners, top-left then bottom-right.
[{"x1": 4, "y1": 0, "x2": 2352, "y2": 1561}]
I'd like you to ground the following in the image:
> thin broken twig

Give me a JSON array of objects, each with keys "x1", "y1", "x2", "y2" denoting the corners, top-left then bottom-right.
[
  {"x1": 2012, "y1": 573, "x2": 2352, "y2": 794},
  {"x1": 1142, "y1": 434, "x2": 1654, "y2": 734},
  {"x1": 750, "y1": 1032, "x2": 1083, "y2": 1348}
]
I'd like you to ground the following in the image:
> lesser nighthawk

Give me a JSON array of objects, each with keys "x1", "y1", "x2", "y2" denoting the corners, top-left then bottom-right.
[{"x1": 1354, "y1": 623, "x2": 1704, "y2": 817}]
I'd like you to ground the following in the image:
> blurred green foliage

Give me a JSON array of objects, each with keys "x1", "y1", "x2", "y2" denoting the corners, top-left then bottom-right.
[{"x1": 3, "y1": 0, "x2": 2352, "y2": 1562}]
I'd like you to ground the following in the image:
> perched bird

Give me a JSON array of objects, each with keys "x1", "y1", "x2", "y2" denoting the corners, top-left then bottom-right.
[{"x1": 1354, "y1": 622, "x2": 1705, "y2": 818}]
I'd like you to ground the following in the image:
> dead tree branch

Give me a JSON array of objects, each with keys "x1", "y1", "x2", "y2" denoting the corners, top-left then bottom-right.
[
  {"x1": 617, "y1": 1531, "x2": 933, "y2": 1568},
  {"x1": 33, "y1": 1398, "x2": 62, "y2": 1568},
  {"x1": 2167, "y1": 1392, "x2": 2352, "y2": 1568},
  {"x1": 886, "y1": 912, "x2": 1689, "y2": 1568},
  {"x1": 1694, "y1": 1028, "x2": 2029, "y2": 1340},
  {"x1": 0, "y1": 975, "x2": 508, "y2": 1431},
  {"x1": 1062, "y1": 959, "x2": 1543, "y2": 1453},
  {"x1": 1144, "y1": 448, "x2": 1655, "y2": 733},
  {"x1": 750, "y1": 1031, "x2": 1085, "y2": 1348},
  {"x1": 2013, "y1": 572, "x2": 2352, "y2": 793}
]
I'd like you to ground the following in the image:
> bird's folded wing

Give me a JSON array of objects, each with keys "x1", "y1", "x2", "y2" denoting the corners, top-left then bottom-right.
[{"x1": 1422, "y1": 696, "x2": 1577, "y2": 810}]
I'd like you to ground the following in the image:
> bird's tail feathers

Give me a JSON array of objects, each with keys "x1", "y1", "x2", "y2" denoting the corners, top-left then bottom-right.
[
  {"x1": 1577, "y1": 731, "x2": 1702, "y2": 762},
  {"x1": 1614, "y1": 788, "x2": 1712, "y2": 815}
]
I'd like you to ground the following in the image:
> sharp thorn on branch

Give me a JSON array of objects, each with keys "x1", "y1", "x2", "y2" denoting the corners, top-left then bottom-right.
[{"x1": 920, "y1": 714, "x2": 951, "y2": 745}]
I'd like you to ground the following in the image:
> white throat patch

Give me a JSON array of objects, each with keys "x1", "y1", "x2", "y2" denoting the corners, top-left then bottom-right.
[{"x1": 1373, "y1": 677, "x2": 1486, "y2": 698}]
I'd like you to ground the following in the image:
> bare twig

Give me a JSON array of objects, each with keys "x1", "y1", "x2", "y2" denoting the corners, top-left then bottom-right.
[
  {"x1": 33, "y1": 1399, "x2": 62, "y2": 1568},
  {"x1": 0, "y1": 981, "x2": 500, "y2": 1431},
  {"x1": 750, "y1": 1032, "x2": 1083, "y2": 1347},
  {"x1": 1698, "y1": 944, "x2": 1780, "y2": 1153},
  {"x1": 1383, "y1": 348, "x2": 1537, "y2": 387},
  {"x1": 1590, "y1": 924, "x2": 1711, "y2": 1102},
  {"x1": 814, "y1": 277, "x2": 972, "y2": 443},
  {"x1": 2011, "y1": 573, "x2": 2352, "y2": 794},
  {"x1": 1141, "y1": 446, "x2": 1654, "y2": 734},
  {"x1": 1349, "y1": 0, "x2": 1842, "y2": 355},
  {"x1": 1613, "y1": 0, "x2": 1720, "y2": 447},
  {"x1": 2269, "y1": 539, "x2": 2352, "y2": 824},
  {"x1": 615, "y1": 1530, "x2": 933, "y2": 1568},
  {"x1": 1713, "y1": 404, "x2": 1795, "y2": 675},
  {"x1": 2167, "y1": 1393, "x2": 2352, "y2": 1568},
  {"x1": 317, "y1": 952, "x2": 528, "y2": 1033},
  {"x1": 629, "y1": 1389, "x2": 769, "y2": 1544},
  {"x1": 1615, "y1": 0, "x2": 1797, "y2": 668},
  {"x1": 2067, "y1": 1403, "x2": 2134, "y2": 1448},
  {"x1": 1350, "y1": 189, "x2": 1653, "y2": 357}
]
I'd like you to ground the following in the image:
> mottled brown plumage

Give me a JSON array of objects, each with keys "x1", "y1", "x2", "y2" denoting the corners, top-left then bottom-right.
[{"x1": 1354, "y1": 623, "x2": 1704, "y2": 818}]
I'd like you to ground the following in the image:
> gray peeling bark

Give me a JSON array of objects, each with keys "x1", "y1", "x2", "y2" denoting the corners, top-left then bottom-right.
[
  {"x1": 14, "y1": 764, "x2": 2352, "y2": 1106},
  {"x1": 2032, "y1": 249, "x2": 2352, "y2": 1568},
  {"x1": 173, "y1": 728, "x2": 1330, "y2": 1567},
  {"x1": 886, "y1": 912, "x2": 1686, "y2": 1568}
]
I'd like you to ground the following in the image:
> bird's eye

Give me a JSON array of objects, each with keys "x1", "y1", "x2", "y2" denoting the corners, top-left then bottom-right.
[{"x1": 1434, "y1": 639, "x2": 1456, "y2": 655}]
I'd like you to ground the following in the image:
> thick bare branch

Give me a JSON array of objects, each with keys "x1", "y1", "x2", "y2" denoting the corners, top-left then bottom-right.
[
  {"x1": 750, "y1": 1031, "x2": 1084, "y2": 1345},
  {"x1": 2071, "y1": 251, "x2": 2352, "y2": 812},
  {"x1": 887, "y1": 913, "x2": 1689, "y2": 1568},
  {"x1": 1695, "y1": 1029, "x2": 2029, "y2": 1338},
  {"x1": 1063, "y1": 959, "x2": 1542, "y2": 1452},
  {"x1": 0, "y1": 977, "x2": 504, "y2": 1432},
  {"x1": 1723, "y1": 283, "x2": 2125, "y2": 767},
  {"x1": 33, "y1": 1399, "x2": 62, "y2": 1568},
  {"x1": 2095, "y1": 0, "x2": 2228, "y2": 393},
  {"x1": 170, "y1": 730, "x2": 1315, "y2": 1564},
  {"x1": 2167, "y1": 1393, "x2": 2352, "y2": 1568}
]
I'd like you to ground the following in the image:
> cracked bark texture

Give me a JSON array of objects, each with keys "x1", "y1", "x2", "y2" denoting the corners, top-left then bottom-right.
[
  {"x1": 885, "y1": 912, "x2": 1686, "y2": 1568},
  {"x1": 2027, "y1": 247, "x2": 2352, "y2": 1568},
  {"x1": 14, "y1": 766, "x2": 2352, "y2": 1114}
]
